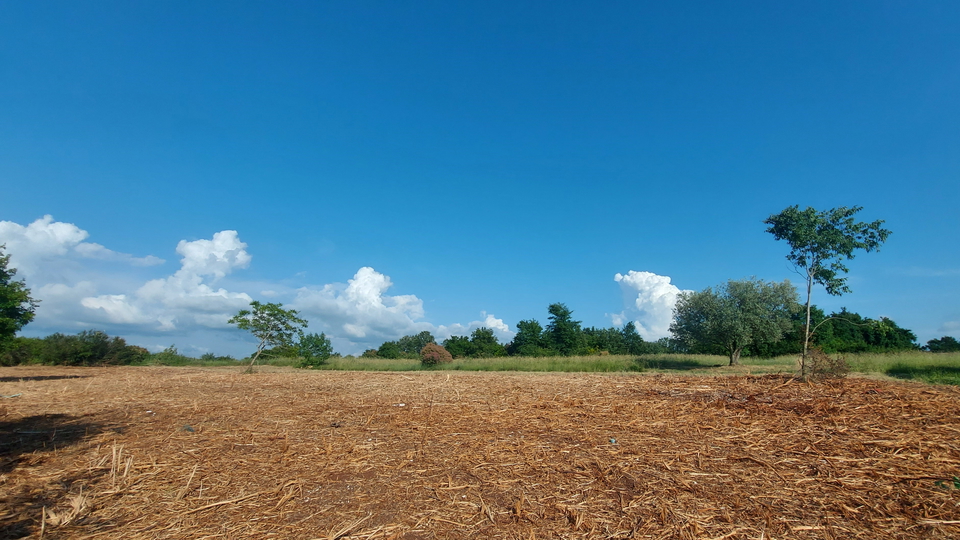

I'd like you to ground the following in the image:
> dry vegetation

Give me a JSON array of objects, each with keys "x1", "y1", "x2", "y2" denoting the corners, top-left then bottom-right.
[{"x1": 2, "y1": 366, "x2": 960, "y2": 539}]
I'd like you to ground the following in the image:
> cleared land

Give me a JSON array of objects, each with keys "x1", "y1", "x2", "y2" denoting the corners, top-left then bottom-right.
[{"x1": 2, "y1": 366, "x2": 960, "y2": 539}]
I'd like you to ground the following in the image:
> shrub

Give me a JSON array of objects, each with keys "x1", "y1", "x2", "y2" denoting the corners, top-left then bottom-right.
[
  {"x1": 420, "y1": 343, "x2": 453, "y2": 366},
  {"x1": 809, "y1": 347, "x2": 849, "y2": 380},
  {"x1": 297, "y1": 332, "x2": 335, "y2": 368}
]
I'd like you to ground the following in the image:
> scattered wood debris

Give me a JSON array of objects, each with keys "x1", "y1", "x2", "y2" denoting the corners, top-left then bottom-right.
[{"x1": 1, "y1": 366, "x2": 959, "y2": 539}]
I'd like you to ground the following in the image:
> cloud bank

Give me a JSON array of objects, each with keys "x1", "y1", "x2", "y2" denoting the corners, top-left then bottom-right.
[
  {"x1": 0, "y1": 216, "x2": 513, "y2": 356},
  {"x1": 612, "y1": 270, "x2": 691, "y2": 341}
]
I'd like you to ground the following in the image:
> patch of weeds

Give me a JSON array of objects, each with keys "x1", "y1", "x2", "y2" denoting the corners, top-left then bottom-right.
[
  {"x1": 809, "y1": 347, "x2": 849, "y2": 380},
  {"x1": 934, "y1": 476, "x2": 960, "y2": 491}
]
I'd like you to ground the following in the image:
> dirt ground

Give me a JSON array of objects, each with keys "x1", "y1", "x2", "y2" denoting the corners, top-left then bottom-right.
[{"x1": 1, "y1": 366, "x2": 959, "y2": 539}]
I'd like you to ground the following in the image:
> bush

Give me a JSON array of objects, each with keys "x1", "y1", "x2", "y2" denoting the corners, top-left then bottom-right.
[
  {"x1": 809, "y1": 347, "x2": 849, "y2": 380},
  {"x1": 420, "y1": 343, "x2": 453, "y2": 366},
  {"x1": 297, "y1": 332, "x2": 335, "y2": 368}
]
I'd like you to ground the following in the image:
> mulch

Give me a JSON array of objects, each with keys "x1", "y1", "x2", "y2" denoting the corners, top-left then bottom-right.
[{"x1": 1, "y1": 366, "x2": 959, "y2": 539}]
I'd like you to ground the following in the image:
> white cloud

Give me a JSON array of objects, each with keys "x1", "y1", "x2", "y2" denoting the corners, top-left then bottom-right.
[
  {"x1": 0, "y1": 215, "x2": 165, "y2": 276},
  {"x1": 3, "y1": 216, "x2": 512, "y2": 357},
  {"x1": 612, "y1": 270, "x2": 691, "y2": 341},
  {"x1": 292, "y1": 268, "x2": 515, "y2": 353},
  {"x1": 82, "y1": 231, "x2": 253, "y2": 330},
  {"x1": 435, "y1": 312, "x2": 515, "y2": 343},
  {"x1": 293, "y1": 267, "x2": 428, "y2": 341}
]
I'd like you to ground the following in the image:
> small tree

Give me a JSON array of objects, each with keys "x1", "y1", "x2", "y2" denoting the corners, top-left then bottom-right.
[
  {"x1": 420, "y1": 343, "x2": 453, "y2": 366},
  {"x1": 670, "y1": 278, "x2": 799, "y2": 365},
  {"x1": 926, "y1": 336, "x2": 960, "y2": 353},
  {"x1": 764, "y1": 206, "x2": 891, "y2": 379},
  {"x1": 0, "y1": 244, "x2": 38, "y2": 346},
  {"x1": 546, "y1": 303, "x2": 586, "y2": 356},
  {"x1": 229, "y1": 301, "x2": 307, "y2": 373},
  {"x1": 297, "y1": 332, "x2": 335, "y2": 368}
]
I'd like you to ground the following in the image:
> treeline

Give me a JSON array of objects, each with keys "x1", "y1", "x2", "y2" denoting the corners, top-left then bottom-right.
[
  {"x1": 752, "y1": 307, "x2": 919, "y2": 357},
  {"x1": 366, "y1": 302, "x2": 934, "y2": 361},
  {"x1": 366, "y1": 303, "x2": 672, "y2": 360},
  {"x1": 1, "y1": 330, "x2": 151, "y2": 366}
]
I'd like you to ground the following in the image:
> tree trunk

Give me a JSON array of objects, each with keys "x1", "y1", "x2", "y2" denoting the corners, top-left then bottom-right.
[
  {"x1": 729, "y1": 348, "x2": 742, "y2": 366},
  {"x1": 801, "y1": 268, "x2": 814, "y2": 381},
  {"x1": 243, "y1": 342, "x2": 266, "y2": 374}
]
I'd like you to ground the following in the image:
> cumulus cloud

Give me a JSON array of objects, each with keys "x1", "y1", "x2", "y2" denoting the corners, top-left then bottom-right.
[
  {"x1": 612, "y1": 270, "x2": 692, "y2": 341},
  {"x1": 82, "y1": 231, "x2": 253, "y2": 330},
  {"x1": 939, "y1": 321, "x2": 960, "y2": 336},
  {"x1": 2, "y1": 216, "x2": 512, "y2": 357},
  {"x1": 0, "y1": 215, "x2": 164, "y2": 276},
  {"x1": 292, "y1": 268, "x2": 515, "y2": 353}
]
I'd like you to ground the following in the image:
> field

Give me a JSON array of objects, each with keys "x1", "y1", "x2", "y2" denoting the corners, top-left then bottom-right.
[{"x1": 2, "y1": 366, "x2": 960, "y2": 539}]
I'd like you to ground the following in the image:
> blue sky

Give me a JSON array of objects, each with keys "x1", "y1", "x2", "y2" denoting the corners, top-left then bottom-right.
[{"x1": 1, "y1": 1, "x2": 958, "y2": 356}]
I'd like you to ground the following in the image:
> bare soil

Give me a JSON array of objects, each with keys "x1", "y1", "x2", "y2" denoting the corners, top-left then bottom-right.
[{"x1": 1, "y1": 366, "x2": 959, "y2": 539}]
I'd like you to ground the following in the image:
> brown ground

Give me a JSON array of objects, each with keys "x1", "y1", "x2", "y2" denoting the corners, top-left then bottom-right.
[{"x1": 1, "y1": 366, "x2": 959, "y2": 539}]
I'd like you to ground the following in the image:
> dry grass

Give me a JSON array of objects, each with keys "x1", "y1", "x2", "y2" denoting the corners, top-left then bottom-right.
[{"x1": 2, "y1": 366, "x2": 960, "y2": 539}]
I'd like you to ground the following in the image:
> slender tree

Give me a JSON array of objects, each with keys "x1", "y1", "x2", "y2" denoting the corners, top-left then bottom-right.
[
  {"x1": 229, "y1": 301, "x2": 307, "y2": 373},
  {"x1": 764, "y1": 205, "x2": 891, "y2": 379}
]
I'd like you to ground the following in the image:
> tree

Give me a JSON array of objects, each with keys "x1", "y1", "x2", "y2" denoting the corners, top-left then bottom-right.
[
  {"x1": 545, "y1": 303, "x2": 586, "y2": 356},
  {"x1": 926, "y1": 336, "x2": 960, "y2": 353},
  {"x1": 508, "y1": 319, "x2": 546, "y2": 356},
  {"x1": 398, "y1": 331, "x2": 436, "y2": 355},
  {"x1": 442, "y1": 335, "x2": 473, "y2": 358},
  {"x1": 297, "y1": 332, "x2": 335, "y2": 367},
  {"x1": 0, "y1": 245, "x2": 38, "y2": 345},
  {"x1": 376, "y1": 341, "x2": 402, "y2": 359},
  {"x1": 469, "y1": 327, "x2": 506, "y2": 357},
  {"x1": 670, "y1": 278, "x2": 799, "y2": 365},
  {"x1": 764, "y1": 206, "x2": 891, "y2": 379},
  {"x1": 229, "y1": 301, "x2": 307, "y2": 373}
]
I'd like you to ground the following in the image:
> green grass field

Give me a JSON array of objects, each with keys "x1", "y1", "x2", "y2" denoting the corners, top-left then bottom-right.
[{"x1": 147, "y1": 350, "x2": 960, "y2": 385}]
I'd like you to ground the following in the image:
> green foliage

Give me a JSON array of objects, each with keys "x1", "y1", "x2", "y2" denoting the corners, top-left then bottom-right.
[
  {"x1": 0, "y1": 245, "x2": 38, "y2": 346},
  {"x1": 670, "y1": 278, "x2": 799, "y2": 365},
  {"x1": 297, "y1": 332, "x2": 335, "y2": 368},
  {"x1": 148, "y1": 345, "x2": 196, "y2": 366},
  {"x1": 926, "y1": 336, "x2": 960, "y2": 353},
  {"x1": 545, "y1": 303, "x2": 586, "y2": 355},
  {"x1": 441, "y1": 328, "x2": 506, "y2": 358},
  {"x1": 377, "y1": 341, "x2": 402, "y2": 359},
  {"x1": 508, "y1": 319, "x2": 548, "y2": 356},
  {"x1": 229, "y1": 301, "x2": 307, "y2": 372},
  {"x1": 361, "y1": 348, "x2": 379, "y2": 358},
  {"x1": 397, "y1": 331, "x2": 436, "y2": 355},
  {"x1": 420, "y1": 342, "x2": 453, "y2": 366},
  {"x1": 764, "y1": 205, "x2": 891, "y2": 379},
  {"x1": 442, "y1": 335, "x2": 472, "y2": 358},
  {"x1": 0, "y1": 330, "x2": 148, "y2": 366}
]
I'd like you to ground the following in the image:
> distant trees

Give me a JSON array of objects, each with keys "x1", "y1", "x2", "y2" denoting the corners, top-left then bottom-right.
[
  {"x1": 297, "y1": 332, "x2": 335, "y2": 368},
  {"x1": 926, "y1": 336, "x2": 960, "y2": 353},
  {"x1": 441, "y1": 328, "x2": 506, "y2": 358},
  {"x1": 1, "y1": 330, "x2": 148, "y2": 367},
  {"x1": 507, "y1": 319, "x2": 547, "y2": 356},
  {"x1": 545, "y1": 303, "x2": 586, "y2": 355},
  {"x1": 765, "y1": 205, "x2": 891, "y2": 379},
  {"x1": 670, "y1": 278, "x2": 799, "y2": 365}
]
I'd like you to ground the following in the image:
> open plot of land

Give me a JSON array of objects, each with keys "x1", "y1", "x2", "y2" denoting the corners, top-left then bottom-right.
[{"x1": 2, "y1": 367, "x2": 960, "y2": 539}]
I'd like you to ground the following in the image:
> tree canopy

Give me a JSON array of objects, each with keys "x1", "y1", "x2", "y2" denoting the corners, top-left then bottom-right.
[
  {"x1": 229, "y1": 301, "x2": 307, "y2": 372},
  {"x1": 764, "y1": 205, "x2": 891, "y2": 378},
  {"x1": 670, "y1": 278, "x2": 799, "y2": 365},
  {"x1": 0, "y1": 244, "x2": 38, "y2": 345}
]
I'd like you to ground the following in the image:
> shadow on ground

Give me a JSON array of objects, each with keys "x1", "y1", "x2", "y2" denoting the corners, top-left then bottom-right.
[
  {"x1": 0, "y1": 414, "x2": 119, "y2": 539},
  {"x1": 0, "y1": 375, "x2": 88, "y2": 383},
  {"x1": 634, "y1": 357, "x2": 719, "y2": 371},
  {"x1": 886, "y1": 364, "x2": 960, "y2": 385}
]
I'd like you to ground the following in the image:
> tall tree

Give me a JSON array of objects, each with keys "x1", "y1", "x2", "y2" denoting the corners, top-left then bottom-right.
[
  {"x1": 397, "y1": 331, "x2": 436, "y2": 354},
  {"x1": 229, "y1": 301, "x2": 307, "y2": 373},
  {"x1": 764, "y1": 206, "x2": 891, "y2": 379},
  {"x1": 670, "y1": 278, "x2": 799, "y2": 365},
  {"x1": 0, "y1": 245, "x2": 38, "y2": 345},
  {"x1": 546, "y1": 303, "x2": 585, "y2": 356},
  {"x1": 509, "y1": 319, "x2": 545, "y2": 356}
]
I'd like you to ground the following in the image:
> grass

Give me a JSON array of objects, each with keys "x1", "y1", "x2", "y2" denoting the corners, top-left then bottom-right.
[{"x1": 131, "y1": 349, "x2": 960, "y2": 385}]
